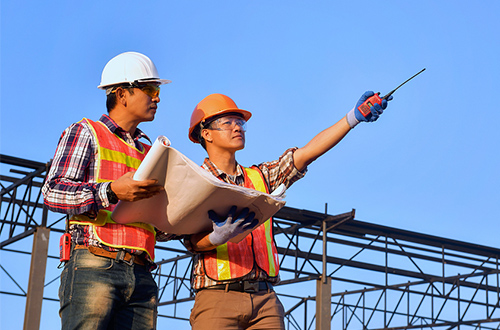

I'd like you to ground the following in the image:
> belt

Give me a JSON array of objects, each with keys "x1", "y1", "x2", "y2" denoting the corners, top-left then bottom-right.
[
  {"x1": 74, "y1": 245, "x2": 148, "y2": 266},
  {"x1": 201, "y1": 281, "x2": 273, "y2": 293}
]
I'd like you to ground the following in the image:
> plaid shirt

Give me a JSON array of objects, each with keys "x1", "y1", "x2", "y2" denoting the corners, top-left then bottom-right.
[
  {"x1": 186, "y1": 148, "x2": 306, "y2": 290},
  {"x1": 42, "y1": 115, "x2": 170, "y2": 258}
]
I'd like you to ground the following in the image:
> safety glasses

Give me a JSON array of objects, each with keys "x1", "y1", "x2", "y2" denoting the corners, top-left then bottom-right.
[
  {"x1": 137, "y1": 84, "x2": 160, "y2": 98},
  {"x1": 208, "y1": 117, "x2": 247, "y2": 132},
  {"x1": 109, "y1": 84, "x2": 160, "y2": 98}
]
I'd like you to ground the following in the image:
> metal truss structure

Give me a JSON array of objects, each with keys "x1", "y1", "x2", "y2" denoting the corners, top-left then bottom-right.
[{"x1": 1, "y1": 154, "x2": 499, "y2": 330}]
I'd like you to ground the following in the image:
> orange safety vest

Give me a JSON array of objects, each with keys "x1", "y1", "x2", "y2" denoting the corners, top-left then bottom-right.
[
  {"x1": 70, "y1": 118, "x2": 157, "y2": 260},
  {"x1": 203, "y1": 166, "x2": 280, "y2": 281}
]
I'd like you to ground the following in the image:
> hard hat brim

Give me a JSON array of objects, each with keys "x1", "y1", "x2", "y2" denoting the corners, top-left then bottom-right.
[
  {"x1": 202, "y1": 108, "x2": 252, "y2": 123},
  {"x1": 97, "y1": 78, "x2": 172, "y2": 90}
]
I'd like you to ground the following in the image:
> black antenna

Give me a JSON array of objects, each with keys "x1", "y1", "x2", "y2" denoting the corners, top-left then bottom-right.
[{"x1": 382, "y1": 68, "x2": 426, "y2": 100}]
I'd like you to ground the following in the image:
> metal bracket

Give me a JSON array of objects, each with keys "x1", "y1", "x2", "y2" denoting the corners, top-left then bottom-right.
[{"x1": 115, "y1": 250, "x2": 134, "y2": 266}]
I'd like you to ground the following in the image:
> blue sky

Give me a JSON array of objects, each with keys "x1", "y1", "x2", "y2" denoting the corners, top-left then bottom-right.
[{"x1": 1, "y1": 1, "x2": 499, "y2": 329}]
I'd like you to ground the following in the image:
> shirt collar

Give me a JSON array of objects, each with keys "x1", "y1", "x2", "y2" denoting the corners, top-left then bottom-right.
[
  {"x1": 202, "y1": 158, "x2": 245, "y2": 184},
  {"x1": 99, "y1": 114, "x2": 152, "y2": 144}
]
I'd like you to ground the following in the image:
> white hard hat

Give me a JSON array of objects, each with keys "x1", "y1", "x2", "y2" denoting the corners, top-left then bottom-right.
[{"x1": 97, "y1": 51, "x2": 171, "y2": 90}]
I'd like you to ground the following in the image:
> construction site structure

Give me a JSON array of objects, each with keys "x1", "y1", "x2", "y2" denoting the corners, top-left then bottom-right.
[{"x1": 1, "y1": 154, "x2": 499, "y2": 330}]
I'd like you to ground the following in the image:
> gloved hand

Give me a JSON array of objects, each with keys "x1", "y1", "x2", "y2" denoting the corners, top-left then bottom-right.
[
  {"x1": 346, "y1": 91, "x2": 393, "y2": 128},
  {"x1": 208, "y1": 206, "x2": 259, "y2": 246}
]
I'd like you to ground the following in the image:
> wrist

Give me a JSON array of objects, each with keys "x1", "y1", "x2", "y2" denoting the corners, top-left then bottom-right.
[
  {"x1": 208, "y1": 231, "x2": 229, "y2": 247},
  {"x1": 106, "y1": 182, "x2": 119, "y2": 204},
  {"x1": 190, "y1": 233, "x2": 216, "y2": 252},
  {"x1": 346, "y1": 108, "x2": 359, "y2": 128},
  {"x1": 208, "y1": 232, "x2": 220, "y2": 246}
]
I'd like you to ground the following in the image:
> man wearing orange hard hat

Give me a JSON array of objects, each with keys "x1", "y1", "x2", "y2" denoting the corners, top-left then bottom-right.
[{"x1": 185, "y1": 91, "x2": 391, "y2": 329}]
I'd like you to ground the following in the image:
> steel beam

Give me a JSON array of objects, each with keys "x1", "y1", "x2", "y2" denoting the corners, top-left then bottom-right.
[
  {"x1": 23, "y1": 226, "x2": 50, "y2": 330},
  {"x1": 316, "y1": 277, "x2": 331, "y2": 330}
]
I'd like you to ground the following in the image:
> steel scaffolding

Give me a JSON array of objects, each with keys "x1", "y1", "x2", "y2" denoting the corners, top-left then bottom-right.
[{"x1": 1, "y1": 154, "x2": 499, "y2": 329}]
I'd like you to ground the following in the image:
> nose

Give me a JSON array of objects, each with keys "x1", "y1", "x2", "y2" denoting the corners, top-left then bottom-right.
[
  {"x1": 234, "y1": 123, "x2": 243, "y2": 131},
  {"x1": 153, "y1": 96, "x2": 160, "y2": 103}
]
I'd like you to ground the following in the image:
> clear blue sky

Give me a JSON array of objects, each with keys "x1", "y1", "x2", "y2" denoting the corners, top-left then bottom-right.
[{"x1": 1, "y1": 1, "x2": 499, "y2": 329}]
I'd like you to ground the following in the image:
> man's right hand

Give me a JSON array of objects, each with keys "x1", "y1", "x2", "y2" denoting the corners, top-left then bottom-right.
[
  {"x1": 110, "y1": 172, "x2": 164, "y2": 202},
  {"x1": 208, "y1": 206, "x2": 259, "y2": 246}
]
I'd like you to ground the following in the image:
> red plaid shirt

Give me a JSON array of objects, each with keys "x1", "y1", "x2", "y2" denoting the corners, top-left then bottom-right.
[{"x1": 186, "y1": 148, "x2": 306, "y2": 290}]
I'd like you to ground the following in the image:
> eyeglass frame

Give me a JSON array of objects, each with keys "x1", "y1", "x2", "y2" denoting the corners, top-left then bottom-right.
[
  {"x1": 106, "y1": 81, "x2": 160, "y2": 98},
  {"x1": 204, "y1": 116, "x2": 247, "y2": 132}
]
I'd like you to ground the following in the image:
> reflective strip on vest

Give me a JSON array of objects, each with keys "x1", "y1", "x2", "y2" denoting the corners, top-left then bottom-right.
[
  {"x1": 244, "y1": 168, "x2": 278, "y2": 277},
  {"x1": 215, "y1": 243, "x2": 231, "y2": 280},
  {"x1": 84, "y1": 119, "x2": 147, "y2": 184},
  {"x1": 203, "y1": 166, "x2": 280, "y2": 281},
  {"x1": 71, "y1": 118, "x2": 156, "y2": 260},
  {"x1": 70, "y1": 210, "x2": 157, "y2": 252}
]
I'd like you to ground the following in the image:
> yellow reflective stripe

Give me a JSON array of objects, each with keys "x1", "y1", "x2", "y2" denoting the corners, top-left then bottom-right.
[
  {"x1": 81, "y1": 118, "x2": 145, "y2": 183},
  {"x1": 70, "y1": 211, "x2": 156, "y2": 260},
  {"x1": 264, "y1": 219, "x2": 276, "y2": 276},
  {"x1": 216, "y1": 244, "x2": 231, "y2": 280},
  {"x1": 100, "y1": 147, "x2": 142, "y2": 170},
  {"x1": 244, "y1": 167, "x2": 277, "y2": 276},
  {"x1": 70, "y1": 210, "x2": 155, "y2": 234},
  {"x1": 82, "y1": 118, "x2": 102, "y2": 181},
  {"x1": 244, "y1": 167, "x2": 266, "y2": 193}
]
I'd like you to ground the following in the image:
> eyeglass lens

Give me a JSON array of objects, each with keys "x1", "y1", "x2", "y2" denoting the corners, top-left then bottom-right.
[
  {"x1": 140, "y1": 85, "x2": 160, "y2": 98},
  {"x1": 213, "y1": 117, "x2": 246, "y2": 131}
]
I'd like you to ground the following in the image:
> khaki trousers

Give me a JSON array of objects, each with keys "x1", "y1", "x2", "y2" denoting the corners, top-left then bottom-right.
[{"x1": 190, "y1": 289, "x2": 285, "y2": 330}]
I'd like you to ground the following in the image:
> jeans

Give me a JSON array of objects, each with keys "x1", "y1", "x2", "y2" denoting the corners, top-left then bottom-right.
[{"x1": 59, "y1": 248, "x2": 158, "y2": 330}]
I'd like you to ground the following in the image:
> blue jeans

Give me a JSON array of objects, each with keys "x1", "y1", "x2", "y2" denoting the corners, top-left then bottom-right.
[{"x1": 59, "y1": 248, "x2": 158, "y2": 330}]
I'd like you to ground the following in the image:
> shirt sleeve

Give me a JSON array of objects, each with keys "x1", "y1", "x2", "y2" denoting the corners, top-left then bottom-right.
[
  {"x1": 42, "y1": 122, "x2": 108, "y2": 215},
  {"x1": 182, "y1": 235, "x2": 197, "y2": 253},
  {"x1": 256, "y1": 147, "x2": 307, "y2": 193}
]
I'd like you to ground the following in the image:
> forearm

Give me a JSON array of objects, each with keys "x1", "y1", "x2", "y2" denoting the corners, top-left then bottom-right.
[
  {"x1": 189, "y1": 232, "x2": 217, "y2": 252},
  {"x1": 293, "y1": 116, "x2": 351, "y2": 171},
  {"x1": 257, "y1": 148, "x2": 307, "y2": 192},
  {"x1": 43, "y1": 177, "x2": 107, "y2": 215}
]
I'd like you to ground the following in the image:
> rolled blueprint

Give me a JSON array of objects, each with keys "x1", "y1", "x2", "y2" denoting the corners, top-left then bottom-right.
[
  {"x1": 111, "y1": 136, "x2": 286, "y2": 242},
  {"x1": 133, "y1": 135, "x2": 171, "y2": 184}
]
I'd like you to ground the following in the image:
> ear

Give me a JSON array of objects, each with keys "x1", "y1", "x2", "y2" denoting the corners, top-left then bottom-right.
[
  {"x1": 201, "y1": 128, "x2": 213, "y2": 143},
  {"x1": 115, "y1": 87, "x2": 128, "y2": 106}
]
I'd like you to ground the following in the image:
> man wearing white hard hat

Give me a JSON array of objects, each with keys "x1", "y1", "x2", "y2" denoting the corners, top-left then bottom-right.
[{"x1": 43, "y1": 51, "x2": 171, "y2": 329}]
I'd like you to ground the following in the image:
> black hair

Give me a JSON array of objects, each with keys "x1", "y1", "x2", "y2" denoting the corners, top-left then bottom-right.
[{"x1": 106, "y1": 86, "x2": 134, "y2": 113}]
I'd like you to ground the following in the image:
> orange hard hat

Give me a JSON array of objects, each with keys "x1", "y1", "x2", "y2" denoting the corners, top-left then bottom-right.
[{"x1": 189, "y1": 93, "x2": 252, "y2": 143}]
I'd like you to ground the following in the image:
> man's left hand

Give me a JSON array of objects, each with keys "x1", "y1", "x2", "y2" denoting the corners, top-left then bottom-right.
[
  {"x1": 207, "y1": 206, "x2": 259, "y2": 246},
  {"x1": 346, "y1": 91, "x2": 393, "y2": 128}
]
